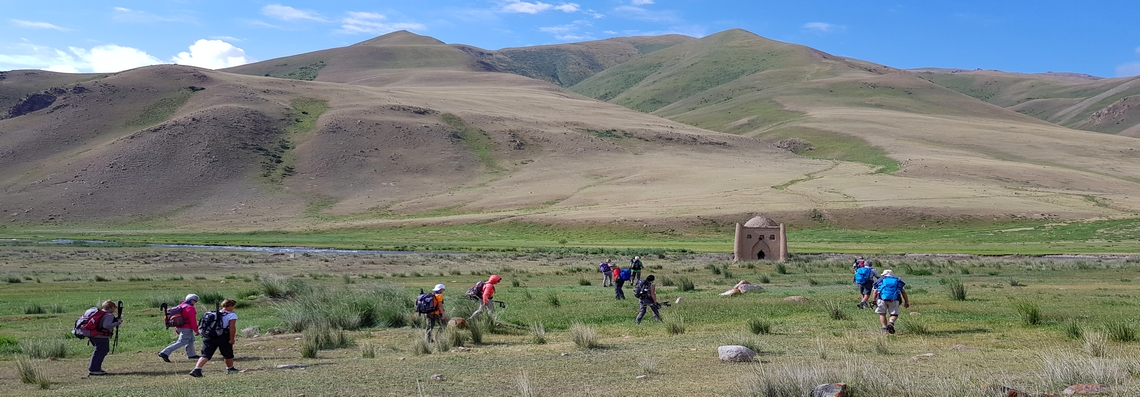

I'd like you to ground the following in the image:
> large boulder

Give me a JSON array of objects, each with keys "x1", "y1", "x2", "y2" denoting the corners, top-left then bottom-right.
[{"x1": 717, "y1": 345, "x2": 756, "y2": 362}]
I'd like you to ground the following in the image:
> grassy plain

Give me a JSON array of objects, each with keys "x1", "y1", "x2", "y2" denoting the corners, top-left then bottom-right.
[{"x1": 2, "y1": 246, "x2": 1140, "y2": 396}]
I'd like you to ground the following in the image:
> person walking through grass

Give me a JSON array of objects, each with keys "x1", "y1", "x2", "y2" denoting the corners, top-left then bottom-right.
[
  {"x1": 190, "y1": 299, "x2": 238, "y2": 377},
  {"x1": 630, "y1": 256, "x2": 644, "y2": 282},
  {"x1": 635, "y1": 275, "x2": 661, "y2": 324},
  {"x1": 159, "y1": 293, "x2": 200, "y2": 362},
  {"x1": 425, "y1": 284, "x2": 446, "y2": 342},
  {"x1": 853, "y1": 261, "x2": 879, "y2": 309},
  {"x1": 872, "y1": 270, "x2": 909, "y2": 334},
  {"x1": 614, "y1": 266, "x2": 628, "y2": 300},
  {"x1": 85, "y1": 300, "x2": 123, "y2": 376},
  {"x1": 469, "y1": 275, "x2": 501, "y2": 319},
  {"x1": 599, "y1": 259, "x2": 613, "y2": 287}
]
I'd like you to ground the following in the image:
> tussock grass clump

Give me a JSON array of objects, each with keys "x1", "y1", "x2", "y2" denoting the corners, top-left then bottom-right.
[
  {"x1": 468, "y1": 319, "x2": 485, "y2": 344},
  {"x1": 412, "y1": 336, "x2": 432, "y2": 356},
  {"x1": 360, "y1": 341, "x2": 377, "y2": 358},
  {"x1": 677, "y1": 277, "x2": 695, "y2": 292},
  {"x1": 20, "y1": 339, "x2": 68, "y2": 359},
  {"x1": 17, "y1": 356, "x2": 50, "y2": 389},
  {"x1": 665, "y1": 316, "x2": 686, "y2": 335},
  {"x1": 1065, "y1": 318, "x2": 1084, "y2": 340},
  {"x1": 1015, "y1": 302, "x2": 1042, "y2": 326},
  {"x1": 570, "y1": 322, "x2": 600, "y2": 349},
  {"x1": 1038, "y1": 352, "x2": 1134, "y2": 390},
  {"x1": 747, "y1": 318, "x2": 772, "y2": 335},
  {"x1": 198, "y1": 291, "x2": 225, "y2": 305},
  {"x1": 946, "y1": 278, "x2": 967, "y2": 301},
  {"x1": 898, "y1": 318, "x2": 929, "y2": 335},
  {"x1": 445, "y1": 328, "x2": 467, "y2": 349},
  {"x1": 517, "y1": 371, "x2": 535, "y2": 397},
  {"x1": 1103, "y1": 321, "x2": 1136, "y2": 342},
  {"x1": 546, "y1": 294, "x2": 561, "y2": 307},
  {"x1": 775, "y1": 264, "x2": 788, "y2": 274},
  {"x1": 24, "y1": 304, "x2": 45, "y2": 315},
  {"x1": 577, "y1": 277, "x2": 591, "y2": 286},
  {"x1": 638, "y1": 357, "x2": 659, "y2": 374},
  {"x1": 301, "y1": 325, "x2": 351, "y2": 358},
  {"x1": 1083, "y1": 331, "x2": 1108, "y2": 358},
  {"x1": 747, "y1": 360, "x2": 974, "y2": 397},
  {"x1": 277, "y1": 284, "x2": 408, "y2": 332},
  {"x1": 529, "y1": 323, "x2": 546, "y2": 344},
  {"x1": 823, "y1": 300, "x2": 846, "y2": 321}
]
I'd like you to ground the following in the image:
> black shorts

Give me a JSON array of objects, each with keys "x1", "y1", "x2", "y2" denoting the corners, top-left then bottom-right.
[{"x1": 201, "y1": 337, "x2": 234, "y2": 360}]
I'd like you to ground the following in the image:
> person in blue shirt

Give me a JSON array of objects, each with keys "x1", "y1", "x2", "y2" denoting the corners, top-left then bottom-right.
[
  {"x1": 853, "y1": 260, "x2": 879, "y2": 309},
  {"x1": 871, "y1": 269, "x2": 910, "y2": 334}
]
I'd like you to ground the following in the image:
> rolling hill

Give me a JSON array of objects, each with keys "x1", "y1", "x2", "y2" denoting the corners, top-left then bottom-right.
[{"x1": 1, "y1": 29, "x2": 1139, "y2": 235}]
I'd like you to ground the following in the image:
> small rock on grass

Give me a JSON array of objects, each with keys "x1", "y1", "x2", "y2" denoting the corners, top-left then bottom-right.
[
  {"x1": 1062, "y1": 383, "x2": 1109, "y2": 395},
  {"x1": 911, "y1": 353, "x2": 934, "y2": 361},
  {"x1": 276, "y1": 364, "x2": 307, "y2": 369},
  {"x1": 430, "y1": 374, "x2": 444, "y2": 381},
  {"x1": 636, "y1": 375, "x2": 648, "y2": 380},
  {"x1": 811, "y1": 383, "x2": 846, "y2": 397}
]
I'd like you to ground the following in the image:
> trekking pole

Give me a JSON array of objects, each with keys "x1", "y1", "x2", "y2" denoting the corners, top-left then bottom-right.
[
  {"x1": 111, "y1": 300, "x2": 123, "y2": 354},
  {"x1": 494, "y1": 300, "x2": 507, "y2": 309},
  {"x1": 161, "y1": 303, "x2": 169, "y2": 329}
]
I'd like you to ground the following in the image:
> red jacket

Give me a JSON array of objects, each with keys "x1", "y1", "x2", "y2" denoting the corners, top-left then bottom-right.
[{"x1": 177, "y1": 302, "x2": 199, "y2": 332}]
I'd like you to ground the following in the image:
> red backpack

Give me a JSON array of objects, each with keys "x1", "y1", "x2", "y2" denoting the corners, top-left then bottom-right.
[
  {"x1": 466, "y1": 281, "x2": 486, "y2": 300},
  {"x1": 73, "y1": 308, "x2": 110, "y2": 339},
  {"x1": 164, "y1": 302, "x2": 188, "y2": 328}
]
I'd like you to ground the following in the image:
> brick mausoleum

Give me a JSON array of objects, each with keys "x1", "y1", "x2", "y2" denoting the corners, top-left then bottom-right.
[{"x1": 733, "y1": 216, "x2": 787, "y2": 262}]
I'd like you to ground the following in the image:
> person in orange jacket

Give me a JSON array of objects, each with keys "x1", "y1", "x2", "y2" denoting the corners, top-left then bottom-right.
[
  {"x1": 425, "y1": 284, "x2": 446, "y2": 342},
  {"x1": 469, "y1": 274, "x2": 501, "y2": 319}
]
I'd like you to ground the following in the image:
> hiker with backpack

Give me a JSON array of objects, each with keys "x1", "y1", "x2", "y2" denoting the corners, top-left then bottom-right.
[
  {"x1": 634, "y1": 275, "x2": 661, "y2": 324},
  {"x1": 630, "y1": 256, "x2": 644, "y2": 282},
  {"x1": 614, "y1": 267, "x2": 630, "y2": 300},
  {"x1": 468, "y1": 275, "x2": 501, "y2": 319},
  {"x1": 79, "y1": 300, "x2": 123, "y2": 376},
  {"x1": 158, "y1": 294, "x2": 200, "y2": 362},
  {"x1": 599, "y1": 259, "x2": 613, "y2": 287},
  {"x1": 852, "y1": 256, "x2": 871, "y2": 270},
  {"x1": 871, "y1": 270, "x2": 910, "y2": 334},
  {"x1": 190, "y1": 299, "x2": 238, "y2": 377},
  {"x1": 420, "y1": 284, "x2": 446, "y2": 342},
  {"x1": 853, "y1": 261, "x2": 880, "y2": 309}
]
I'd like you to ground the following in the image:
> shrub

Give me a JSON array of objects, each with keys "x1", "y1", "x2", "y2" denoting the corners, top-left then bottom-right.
[
  {"x1": 276, "y1": 283, "x2": 407, "y2": 332},
  {"x1": 570, "y1": 322, "x2": 600, "y2": 349},
  {"x1": 659, "y1": 276, "x2": 674, "y2": 287},
  {"x1": 946, "y1": 278, "x2": 967, "y2": 301},
  {"x1": 747, "y1": 318, "x2": 772, "y2": 335}
]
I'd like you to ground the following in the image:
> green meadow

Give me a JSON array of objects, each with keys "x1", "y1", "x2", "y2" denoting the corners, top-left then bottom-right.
[{"x1": 2, "y1": 245, "x2": 1140, "y2": 396}]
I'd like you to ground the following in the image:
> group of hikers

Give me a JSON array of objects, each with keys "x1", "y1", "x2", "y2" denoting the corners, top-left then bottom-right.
[
  {"x1": 73, "y1": 294, "x2": 239, "y2": 377},
  {"x1": 851, "y1": 256, "x2": 911, "y2": 334},
  {"x1": 75, "y1": 255, "x2": 903, "y2": 376}
]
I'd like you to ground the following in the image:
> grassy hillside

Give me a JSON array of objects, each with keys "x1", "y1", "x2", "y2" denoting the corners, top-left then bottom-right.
[{"x1": 917, "y1": 69, "x2": 1140, "y2": 135}]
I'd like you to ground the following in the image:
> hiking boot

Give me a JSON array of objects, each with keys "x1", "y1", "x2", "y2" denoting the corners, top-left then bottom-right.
[
  {"x1": 881, "y1": 326, "x2": 889, "y2": 334},
  {"x1": 158, "y1": 352, "x2": 171, "y2": 363},
  {"x1": 88, "y1": 370, "x2": 108, "y2": 376},
  {"x1": 887, "y1": 324, "x2": 896, "y2": 334},
  {"x1": 856, "y1": 301, "x2": 866, "y2": 309},
  {"x1": 189, "y1": 368, "x2": 203, "y2": 378},
  {"x1": 227, "y1": 367, "x2": 240, "y2": 373}
]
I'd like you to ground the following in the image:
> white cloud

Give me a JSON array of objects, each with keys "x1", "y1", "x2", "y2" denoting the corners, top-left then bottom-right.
[
  {"x1": 803, "y1": 22, "x2": 844, "y2": 33},
  {"x1": 1116, "y1": 62, "x2": 1140, "y2": 77},
  {"x1": 111, "y1": 7, "x2": 189, "y2": 24},
  {"x1": 0, "y1": 41, "x2": 166, "y2": 73},
  {"x1": 339, "y1": 12, "x2": 426, "y2": 35},
  {"x1": 262, "y1": 4, "x2": 327, "y2": 22},
  {"x1": 631, "y1": 0, "x2": 654, "y2": 5},
  {"x1": 500, "y1": 1, "x2": 580, "y2": 14},
  {"x1": 172, "y1": 40, "x2": 253, "y2": 69},
  {"x1": 10, "y1": 19, "x2": 69, "y2": 31}
]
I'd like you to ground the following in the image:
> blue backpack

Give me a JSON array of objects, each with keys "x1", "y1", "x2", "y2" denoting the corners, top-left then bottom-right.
[
  {"x1": 854, "y1": 267, "x2": 874, "y2": 284},
  {"x1": 877, "y1": 277, "x2": 904, "y2": 301},
  {"x1": 618, "y1": 268, "x2": 631, "y2": 281}
]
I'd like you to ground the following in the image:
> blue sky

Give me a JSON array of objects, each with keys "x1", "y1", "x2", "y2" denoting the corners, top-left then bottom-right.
[{"x1": 2, "y1": 1, "x2": 1138, "y2": 77}]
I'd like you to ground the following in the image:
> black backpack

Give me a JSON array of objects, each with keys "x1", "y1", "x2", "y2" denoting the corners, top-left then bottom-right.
[
  {"x1": 633, "y1": 280, "x2": 650, "y2": 299},
  {"x1": 197, "y1": 303, "x2": 227, "y2": 339},
  {"x1": 415, "y1": 289, "x2": 438, "y2": 314}
]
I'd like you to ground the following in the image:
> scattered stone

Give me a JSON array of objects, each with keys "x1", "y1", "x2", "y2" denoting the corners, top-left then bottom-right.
[
  {"x1": 267, "y1": 327, "x2": 286, "y2": 334},
  {"x1": 717, "y1": 345, "x2": 756, "y2": 362},
  {"x1": 1062, "y1": 384, "x2": 1109, "y2": 395},
  {"x1": 430, "y1": 374, "x2": 444, "y2": 381},
  {"x1": 560, "y1": 352, "x2": 570, "y2": 356},
  {"x1": 911, "y1": 353, "x2": 934, "y2": 361},
  {"x1": 811, "y1": 383, "x2": 847, "y2": 397},
  {"x1": 276, "y1": 364, "x2": 308, "y2": 369},
  {"x1": 636, "y1": 375, "x2": 648, "y2": 380},
  {"x1": 784, "y1": 296, "x2": 809, "y2": 303},
  {"x1": 398, "y1": 357, "x2": 405, "y2": 361},
  {"x1": 675, "y1": 297, "x2": 682, "y2": 304},
  {"x1": 455, "y1": 347, "x2": 471, "y2": 352},
  {"x1": 909, "y1": 312, "x2": 920, "y2": 316},
  {"x1": 242, "y1": 326, "x2": 261, "y2": 338},
  {"x1": 951, "y1": 344, "x2": 978, "y2": 351}
]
